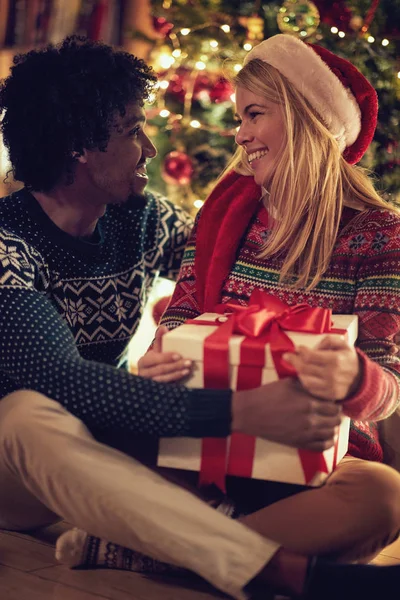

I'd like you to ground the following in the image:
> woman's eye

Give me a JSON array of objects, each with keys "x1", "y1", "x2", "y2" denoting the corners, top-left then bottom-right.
[{"x1": 249, "y1": 112, "x2": 262, "y2": 120}]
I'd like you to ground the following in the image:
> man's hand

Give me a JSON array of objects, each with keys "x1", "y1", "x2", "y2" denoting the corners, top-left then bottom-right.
[
  {"x1": 283, "y1": 335, "x2": 361, "y2": 401},
  {"x1": 137, "y1": 326, "x2": 192, "y2": 383},
  {"x1": 231, "y1": 377, "x2": 342, "y2": 451}
]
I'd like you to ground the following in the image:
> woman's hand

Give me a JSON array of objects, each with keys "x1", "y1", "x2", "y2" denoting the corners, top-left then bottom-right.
[
  {"x1": 283, "y1": 334, "x2": 362, "y2": 401},
  {"x1": 137, "y1": 326, "x2": 192, "y2": 383}
]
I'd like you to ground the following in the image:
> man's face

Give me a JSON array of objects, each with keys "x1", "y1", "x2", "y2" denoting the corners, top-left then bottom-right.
[{"x1": 84, "y1": 103, "x2": 157, "y2": 205}]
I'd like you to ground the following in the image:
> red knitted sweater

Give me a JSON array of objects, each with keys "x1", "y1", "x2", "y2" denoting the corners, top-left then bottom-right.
[{"x1": 161, "y1": 172, "x2": 400, "y2": 463}]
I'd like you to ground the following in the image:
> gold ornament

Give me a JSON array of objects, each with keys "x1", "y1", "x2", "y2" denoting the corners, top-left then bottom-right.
[
  {"x1": 277, "y1": 0, "x2": 320, "y2": 39},
  {"x1": 246, "y1": 15, "x2": 264, "y2": 41},
  {"x1": 349, "y1": 15, "x2": 363, "y2": 31}
]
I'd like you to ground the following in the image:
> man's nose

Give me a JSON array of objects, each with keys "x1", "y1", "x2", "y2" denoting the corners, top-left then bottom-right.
[{"x1": 144, "y1": 134, "x2": 157, "y2": 159}]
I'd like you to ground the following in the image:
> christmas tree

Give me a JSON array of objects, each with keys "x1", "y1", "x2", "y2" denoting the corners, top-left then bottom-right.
[{"x1": 130, "y1": 0, "x2": 400, "y2": 214}]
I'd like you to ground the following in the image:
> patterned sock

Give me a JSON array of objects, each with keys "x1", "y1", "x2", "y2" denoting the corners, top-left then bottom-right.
[
  {"x1": 55, "y1": 527, "x2": 185, "y2": 575},
  {"x1": 55, "y1": 497, "x2": 239, "y2": 574}
]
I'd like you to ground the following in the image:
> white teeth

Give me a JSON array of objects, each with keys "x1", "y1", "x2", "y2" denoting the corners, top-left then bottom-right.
[{"x1": 248, "y1": 149, "x2": 268, "y2": 164}]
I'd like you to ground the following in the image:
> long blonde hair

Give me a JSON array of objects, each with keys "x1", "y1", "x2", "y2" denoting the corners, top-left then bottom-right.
[{"x1": 217, "y1": 59, "x2": 397, "y2": 290}]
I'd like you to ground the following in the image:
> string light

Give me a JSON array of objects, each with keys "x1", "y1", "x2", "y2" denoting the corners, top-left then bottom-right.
[
  {"x1": 159, "y1": 109, "x2": 170, "y2": 118},
  {"x1": 331, "y1": 26, "x2": 339, "y2": 34},
  {"x1": 338, "y1": 31, "x2": 345, "y2": 38},
  {"x1": 233, "y1": 64, "x2": 242, "y2": 72},
  {"x1": 180, "y1": 28, "x2": 191, "y2": 36},
  {"x1": 194, "y1": 199, "x2": 204, "y2": 209},
  {"x1": 159, "y1": 80, "x2": 169, "y2": 90},
  {"x1": 243, "y1": 42, "x2": 253, "y2": 51},
  {"x1": 221, "y1": 24, "x2": 230, "y2": 33},
  {"x1": 195, "y1": 60, "x2": 206, "y2": 70},
  {"x1": 190, "y1": 120, "x2": 201, "y2": 128},
  {"x1": 382, "y1": 39, "x2": 389, "y2": 46},
  {"x1": 172, "y1": 49, "x2": 181, "y2": 57},
  {"x1": 210, "y1": 40, "x2": 219, "y2": 48},
  {"x1": 367, "y1": 35, "x2": 375, "y2": 43}
]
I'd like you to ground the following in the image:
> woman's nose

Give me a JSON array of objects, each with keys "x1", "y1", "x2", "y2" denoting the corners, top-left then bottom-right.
[{"x1": 235, "y1": 123, "x2": 252, "y2": 146}]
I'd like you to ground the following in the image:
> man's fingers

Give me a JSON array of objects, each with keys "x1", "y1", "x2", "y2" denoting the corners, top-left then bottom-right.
[{"x1": 311, "y1": 399, "x2": 342, "y2": 417}]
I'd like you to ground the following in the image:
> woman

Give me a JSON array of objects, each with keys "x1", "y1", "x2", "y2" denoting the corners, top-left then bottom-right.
[{"x1": 57, "y1": 35, "x2": 400, "y2": 599}]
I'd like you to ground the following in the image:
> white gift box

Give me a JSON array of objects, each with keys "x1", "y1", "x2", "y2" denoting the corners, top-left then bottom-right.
[{"x1": 158, "y1": 312, "x2": 358, "y2": 487}]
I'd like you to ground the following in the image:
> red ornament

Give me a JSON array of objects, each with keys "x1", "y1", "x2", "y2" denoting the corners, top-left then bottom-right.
[
  {"x1": 210, "y1": 78, "x2": 235, "y2": 103},
  {"x1": 152, "y1": 16, "x2": 174, "y2": 37},
  {"x1": 193, "y1": 74, "x2": 213, "y2": 101},
  {"x1": 162, "y1": 151, "x2": 194, "y2": 185}
]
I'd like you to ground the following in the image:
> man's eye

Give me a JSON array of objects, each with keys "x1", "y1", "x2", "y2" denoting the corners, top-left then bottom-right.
[{"x1": 129, "y1": 127, "x2": 141, "y2": 137}]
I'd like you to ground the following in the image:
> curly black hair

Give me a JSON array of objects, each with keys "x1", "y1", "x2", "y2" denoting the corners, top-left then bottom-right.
[{"x1": 0, "y1": 36, "x2": 158, "y2": 191}]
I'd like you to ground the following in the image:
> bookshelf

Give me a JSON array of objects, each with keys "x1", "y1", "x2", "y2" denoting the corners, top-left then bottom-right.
[{"x1": 0, "y1": 0, "x2": 153, "y2": 195}]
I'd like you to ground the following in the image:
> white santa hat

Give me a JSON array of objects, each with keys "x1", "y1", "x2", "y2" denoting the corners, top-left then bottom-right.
[{"x1": 243, "y1": 34, "x2": 378, "y2": 164}]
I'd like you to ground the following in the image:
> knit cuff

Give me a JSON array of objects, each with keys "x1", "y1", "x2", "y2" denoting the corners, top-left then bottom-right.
[
  {"x1": 186, "y1": 388, "x2": 232, "y2": 438},
  {"x1": 341, "y1": 348, "x2": 384, "y2": 419}
]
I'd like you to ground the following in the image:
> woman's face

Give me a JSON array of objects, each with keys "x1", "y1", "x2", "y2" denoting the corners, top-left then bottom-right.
[{"x1": 235, "y1": 85, "x2": 286, "y2": 186}]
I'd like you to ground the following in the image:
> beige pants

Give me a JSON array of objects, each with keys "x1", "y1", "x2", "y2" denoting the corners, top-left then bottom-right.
[{"x1": 1, "y1": 391, "x2": 400, "y2": 597}]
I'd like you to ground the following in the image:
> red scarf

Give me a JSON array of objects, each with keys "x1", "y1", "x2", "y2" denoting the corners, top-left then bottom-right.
[{"x1": 195, "y1": 170, "x2": 261, "y2": 312}]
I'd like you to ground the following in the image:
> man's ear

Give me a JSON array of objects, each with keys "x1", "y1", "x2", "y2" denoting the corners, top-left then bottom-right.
[{"x1": 71, "y1": 149, "x2": 88, "y2": 164}]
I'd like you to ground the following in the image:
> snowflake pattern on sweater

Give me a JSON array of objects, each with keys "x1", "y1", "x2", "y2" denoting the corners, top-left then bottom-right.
[
  {"x1": 161, "y1": 203, "x2": 400, "y2": 462},
  {"x1": 0, "y1": 188, "x2": 232, "y2": 438}
]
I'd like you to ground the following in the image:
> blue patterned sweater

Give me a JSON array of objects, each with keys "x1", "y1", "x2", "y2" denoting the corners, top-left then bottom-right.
[{"x1": 0, "y1": 188, "x2": 231, "y2": 437}]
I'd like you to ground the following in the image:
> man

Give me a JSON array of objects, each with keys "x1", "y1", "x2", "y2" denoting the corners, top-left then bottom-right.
[{"x1": 0, "y1": 36, "x2": 394, "y2": 600}]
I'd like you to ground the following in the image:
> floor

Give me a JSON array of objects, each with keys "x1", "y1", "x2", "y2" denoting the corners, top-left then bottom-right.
[{"x1": 1, "y1": 521, "x2": 400, "y2": 600}]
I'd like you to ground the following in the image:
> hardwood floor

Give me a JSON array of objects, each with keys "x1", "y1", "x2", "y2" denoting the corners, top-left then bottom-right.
[{"x1": 1, "y1": 521, "x2": 400, "y2": 599}]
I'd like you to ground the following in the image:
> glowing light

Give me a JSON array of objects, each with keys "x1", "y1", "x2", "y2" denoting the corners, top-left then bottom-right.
[
  {"x1": 221, "y1": 24, "x2": 230, "y2": 33},
  {"x1": 210, "y1": 40, "x2": 218, "y2": 48},
  {"x1": 230, "y1": 92, "x2": 236, "y2": 103},
  {"x1": 180, "y1": 28, "x2": 191, "y2": 36},
  {"x1": 159, "y1": 53, "x2": 175, "y2": 69},
  {"x1": 300, "y1": 30, "x2": 307, "y2": 37},
  {"x1": 367, "y1": 35, "x2": 375, "y2": 43},
  {"x1": 195, "y1": 61, "x2": 206, "y2": 70},
  {"x1": 159, "y1": 109, "x2": 170, "y2": 118},
  {"x1": 338, "y1": 31, "x2": 345, "y2": 38},
  {"x1": 159, "y1": 80, "x2": 169, "y2": 90},
  {"x1": 172, "y1": 49, "x2": 181, "y2": 57},
  {"x1": 331, "y1": 26, "x2": 338, "y2": 34},
  {"x1": 194, "y1": 199, "x2": 204, "y2": 209},
  {"x1": 190, "y1": 120, "x2": 201, "y2": 128},
  {"x1": 382, "y1": 38, "x2": 389, "y2": 46},
  {"x1": 243, "y1": 42, "x2": 253, "y2": 51},
  {"x1": 233, "y1": 64, "x2": 242, "y2": 73},
  {"x1": 398, "y1": 71, "x2": 400, "y2": 79}
]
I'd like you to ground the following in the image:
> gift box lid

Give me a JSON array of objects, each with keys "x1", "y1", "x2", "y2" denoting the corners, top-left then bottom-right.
[{"x1": 162, "y1": 313, "x2": 358, "y2": 367}]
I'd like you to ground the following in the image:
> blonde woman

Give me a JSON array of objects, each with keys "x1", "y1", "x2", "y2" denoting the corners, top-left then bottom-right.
[{"x1": 57, "y1": 36, "x2": 400, "y2": 599}]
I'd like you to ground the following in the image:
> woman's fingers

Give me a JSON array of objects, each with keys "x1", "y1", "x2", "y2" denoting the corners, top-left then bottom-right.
[{"x1": 153, "y1": 325, "x2": 169, "y2": 353}]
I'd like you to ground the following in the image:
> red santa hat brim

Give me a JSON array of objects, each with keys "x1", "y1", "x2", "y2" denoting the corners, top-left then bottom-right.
[{"x1": 243, "y1": 34, "x2": 378, "y2": 164}]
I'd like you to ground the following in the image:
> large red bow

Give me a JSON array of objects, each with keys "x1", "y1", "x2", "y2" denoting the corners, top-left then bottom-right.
[{"x1": 196, "y1": 290, "x2": 334, "y2": 491}]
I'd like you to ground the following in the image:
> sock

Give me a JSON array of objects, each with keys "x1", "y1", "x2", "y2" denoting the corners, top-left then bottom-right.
[
  {"x1": 55, "y1": 527, "x2": 185, "y2": 575},
  {"x1": 304, "y1": 558, "x2": 400, "y2": 600}
]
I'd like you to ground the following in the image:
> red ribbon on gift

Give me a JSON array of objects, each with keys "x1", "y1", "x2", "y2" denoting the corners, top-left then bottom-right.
[{"x1": 196, "y1": 290, "x2": 335, "y2": 491}]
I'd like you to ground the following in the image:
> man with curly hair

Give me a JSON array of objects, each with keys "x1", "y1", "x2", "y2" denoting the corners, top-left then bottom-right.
[{"x1": 0, "y1": 36, "x2": 351, "y2": 600}]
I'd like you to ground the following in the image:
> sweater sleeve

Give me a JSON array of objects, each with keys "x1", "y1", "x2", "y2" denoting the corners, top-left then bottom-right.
[
  {"x1": 160, "y1": 209, "x2": 203, "y2": 330},
  {"x1": 342, "y1": 212, "x2": 400, "y2": 421},
  {"x1": 153, "y1": 196, "x2": 194, "y2": 281},
  {"x1": 0, "y1": 232, "x2": 231, "y2": 438}
]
